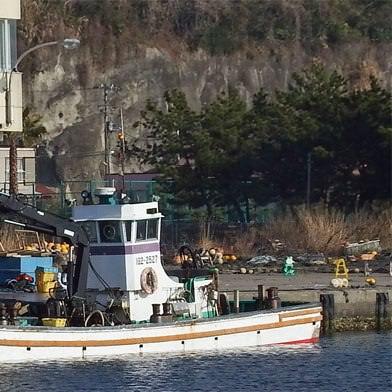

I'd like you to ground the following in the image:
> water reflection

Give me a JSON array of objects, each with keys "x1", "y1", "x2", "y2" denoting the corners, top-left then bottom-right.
[{"x1": 0, "y1": 332, "x2": 390, "y2": 392}]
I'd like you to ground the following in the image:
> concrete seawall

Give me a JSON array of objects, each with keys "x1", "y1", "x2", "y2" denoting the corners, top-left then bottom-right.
[
  {"x1": 283, "y1": 288, "x2": 392, "y2": 332},
  {"x1": 219, "y1": 272, "x2": 392, "y2": 332}
]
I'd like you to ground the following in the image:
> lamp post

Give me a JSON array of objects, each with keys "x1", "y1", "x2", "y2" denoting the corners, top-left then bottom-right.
[{"x1": 5, "y1": 38, "x2": 80, "y2": 195}]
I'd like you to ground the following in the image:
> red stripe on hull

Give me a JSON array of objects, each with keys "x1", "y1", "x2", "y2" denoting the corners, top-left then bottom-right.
[{"x1": 277, "y1": 337, "x2": 319, "y2": 345}]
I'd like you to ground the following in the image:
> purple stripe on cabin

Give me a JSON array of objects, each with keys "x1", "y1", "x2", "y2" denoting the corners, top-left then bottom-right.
[{"x1": 90, "y1": 243, "x2": 160, "y2": 256}]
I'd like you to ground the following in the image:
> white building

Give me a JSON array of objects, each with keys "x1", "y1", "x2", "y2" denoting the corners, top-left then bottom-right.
[
  {"x1": 0, "y1": 1, "x2": 35, "y2": 195},
  {"x1": 0, "y1": 0, "x2": 22, "y2": 133},
  {"x1": 0, "y1": 147, "x2": 36, "y2": 195}
]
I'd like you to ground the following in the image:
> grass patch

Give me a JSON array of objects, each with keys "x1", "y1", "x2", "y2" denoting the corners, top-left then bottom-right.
[{"x1": 195, "y1": 206, "x2": 392, "y2": 257}]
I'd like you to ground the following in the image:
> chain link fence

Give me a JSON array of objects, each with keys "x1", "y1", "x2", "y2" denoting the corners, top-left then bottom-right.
[{"x1": 9, "y1": 179, "x2": 277, "y2": 222}]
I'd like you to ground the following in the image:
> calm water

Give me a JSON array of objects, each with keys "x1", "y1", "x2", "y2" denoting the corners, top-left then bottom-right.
[{"x1": 0, "y1": 332, "x2": 390, "y2": 392}]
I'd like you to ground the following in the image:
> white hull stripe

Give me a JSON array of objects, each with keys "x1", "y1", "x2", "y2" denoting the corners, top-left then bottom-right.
[{"x1": 0, "y1": 315, "x2": 321, "y2": 347}]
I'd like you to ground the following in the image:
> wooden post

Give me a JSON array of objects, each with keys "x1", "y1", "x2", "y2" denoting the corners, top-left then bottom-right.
[
  {"x1": 376, "y1": 293, "x2": 389, "y2": 330},
  {"x1": 234, "y1": 289, "x2": 240, "y2": 314},
  {"x1": 213, "y1": 270, "x2": 219, "y2": 293},
  {"x1": 364, "y1": 262, "x2": 370, "y2": 277},
  {"x1": 320, "y1": 293, "x2": 335, "y2": 335},
  {"x1": 257, "y1": 285, "x2": 265, "y2": 310},
  {"x1": 213, "y1": 270, "x2": 221, "y2": 313}
]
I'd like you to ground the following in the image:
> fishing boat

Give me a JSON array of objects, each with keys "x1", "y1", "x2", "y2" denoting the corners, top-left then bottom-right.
[{"x1": 0, "y1": 188, "x2": 322, "y2": 361}]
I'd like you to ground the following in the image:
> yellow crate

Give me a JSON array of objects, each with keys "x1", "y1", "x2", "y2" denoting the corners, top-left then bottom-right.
[
  {"x1": 35, "y1": 271, "x2": 57, "y2": 293},
  {"x1": 41, "y1": 318, "x2": 67, "y2": 327}
]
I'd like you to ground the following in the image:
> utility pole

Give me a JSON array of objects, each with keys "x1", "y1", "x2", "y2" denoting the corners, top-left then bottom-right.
[
  {"x1": 119, "y1": 107, "x2": 126, "y2": 191},
  {"x1": 8, "y1": 135, "x2": 18, "y2": 195},
  {"x1": 95, "y1": 83, "x2": 119, "y2": 175}
]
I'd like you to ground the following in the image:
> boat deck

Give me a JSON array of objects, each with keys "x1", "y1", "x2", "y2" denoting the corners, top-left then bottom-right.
[{"x1": 0, "y1": 302, "x2": 321, "y2": 331}]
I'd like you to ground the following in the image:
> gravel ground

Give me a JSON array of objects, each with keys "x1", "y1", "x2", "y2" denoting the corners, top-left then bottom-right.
[{"x1": 218, "y1": 271, "x2": 392, "y2": 291}]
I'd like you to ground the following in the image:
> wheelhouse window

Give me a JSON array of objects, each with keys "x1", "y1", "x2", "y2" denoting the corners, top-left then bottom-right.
[
  {"x1": 147, "y1": 219, "x2": 158, "y2": 239},
  {"x1": 125, "y1": 221, "x2": 132, "y2": 242},
  {"x1": 98, "y1": 220, "x2": 121, "y2": 243},
  {"x1": 136, "y1": 219, "x2": 158, "y2": 241},
  {"x1": 136, "y1": 220, "x2": 146, "y2": 241},
  {"x1": 81, "y1": 221, "x2": 98, "y2": 243}
]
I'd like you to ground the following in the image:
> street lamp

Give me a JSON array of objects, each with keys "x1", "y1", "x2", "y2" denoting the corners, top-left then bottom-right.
[
  {"x1": 5, "y1": 38, "x2": 80, "y2": 194},
  {"x1": 6, "y1": 38, "x2": 80, "y2": 124}
]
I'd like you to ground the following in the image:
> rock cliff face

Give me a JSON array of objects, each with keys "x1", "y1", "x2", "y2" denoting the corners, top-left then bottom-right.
[{"x1": 18, "y1": 0, "x2": 391, "y2": 186}]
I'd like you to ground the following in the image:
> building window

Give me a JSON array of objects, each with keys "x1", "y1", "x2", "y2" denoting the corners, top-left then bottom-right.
[
  {"x1": 136, "y1": 219, "x2": 158, "y2": 241},
  {"x1": 0, "y1": 19, "x2": 17, "y2": 71},
  {"x1": 5, "y1": 157, "x2": 26, "y2": 184}
]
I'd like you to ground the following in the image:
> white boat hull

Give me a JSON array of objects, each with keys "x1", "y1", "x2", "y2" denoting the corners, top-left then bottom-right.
[{"x1": 0, "y1": 304, "x2": 322, "y2": 362}]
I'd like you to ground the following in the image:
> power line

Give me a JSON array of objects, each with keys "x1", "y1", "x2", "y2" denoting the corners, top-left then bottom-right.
[
  {"x1": 35, "y1": 150, "x2": 106, "y2": 159},
  {"x1": 27, "y1": 87, "x2": 100, "y2": 93}
]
